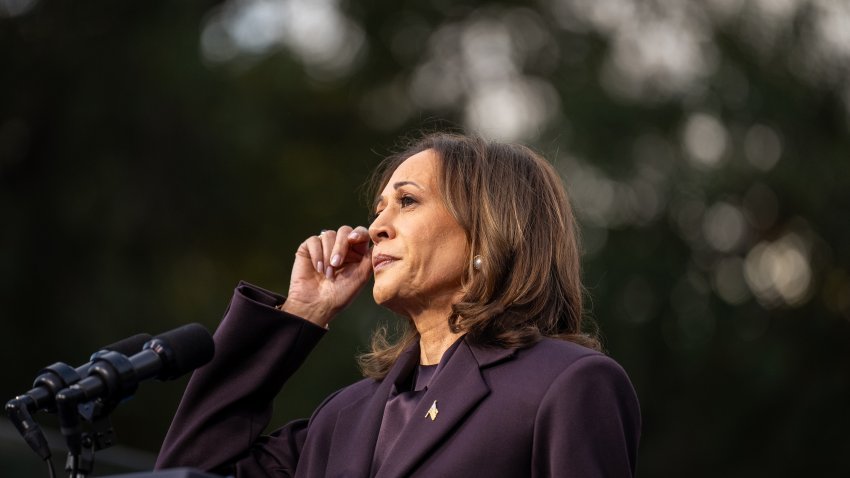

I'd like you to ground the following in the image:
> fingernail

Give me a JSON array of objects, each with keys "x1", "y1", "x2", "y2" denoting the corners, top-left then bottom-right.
[
  {"x1": 348, "y1": 231, "x2": 358, "y2": 240},
  {"x1": 331, "y1": 254, "x2": 341, "y2": 267},
  {"x1": 317, "y1": 261, "x2": 323, "y2": 274},
  {"x1": 325, "y1": 266, "x2": 333, "y2": 279}
]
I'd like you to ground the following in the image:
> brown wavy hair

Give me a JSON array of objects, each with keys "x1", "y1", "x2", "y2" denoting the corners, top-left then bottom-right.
[{"x1": 358, "y1": 132, "x2": 600, "y2": 380}]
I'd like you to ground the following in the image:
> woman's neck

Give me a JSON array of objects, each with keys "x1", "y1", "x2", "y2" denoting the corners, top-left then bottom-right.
[{"x1": 413, "y1": 310, "x2": 463, "y2": 365}]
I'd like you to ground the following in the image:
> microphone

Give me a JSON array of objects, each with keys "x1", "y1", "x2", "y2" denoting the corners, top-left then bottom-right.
[
  {"x1": 8, "y1": 333, "x2": 153, "y2": 416},
  {"x1": 5, "y1": 333, "x2": 153, "y2": 460},
  {"x1": 55, "y1": 323, "x2": 214, "y2": 456}
]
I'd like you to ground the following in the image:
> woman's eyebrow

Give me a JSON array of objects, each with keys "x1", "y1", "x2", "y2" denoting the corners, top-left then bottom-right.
[
  {"x1": 393, "y1": 180, "x2": 423, "y2": 190},
  {"x1": 374, "y1": 180, "x2": 425, "y2": 210}
]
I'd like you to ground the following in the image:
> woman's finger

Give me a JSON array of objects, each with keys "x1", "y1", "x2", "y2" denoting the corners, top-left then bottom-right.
[
  {"x1": 304, "y1": 235, "x2": 324, "y2": 274},
  {"x1": 319, "y1": 229, "x2": 336, "y2": 277},
  {"x1": 345, "y1": 226, "x2": 371, "y2": 259},
  {"x1": 329, "y1": 225, "x2": 354, "y2": 270}
]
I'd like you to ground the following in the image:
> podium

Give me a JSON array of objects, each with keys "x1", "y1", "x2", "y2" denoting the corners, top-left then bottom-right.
[{"x1": 99, "y1": 469, "x2": 227, "y2": 478}]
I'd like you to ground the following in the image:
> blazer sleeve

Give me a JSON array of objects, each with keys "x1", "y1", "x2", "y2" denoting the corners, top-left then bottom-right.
[
  {"x1": 154, "y1": 281, "x2": 327, "y2": 476},
  {"x1": 531, "y1": 354, "x2": 641, "y2": 477}
]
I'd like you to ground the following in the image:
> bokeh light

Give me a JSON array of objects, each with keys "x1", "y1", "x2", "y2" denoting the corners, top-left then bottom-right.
[{"x1": 3, "y1": 0, "x2": 850, "y2": 475}]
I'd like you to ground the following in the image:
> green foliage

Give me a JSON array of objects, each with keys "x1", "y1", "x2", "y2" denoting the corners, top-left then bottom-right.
[{"x1": 2, "y1": 0, "x2": 849, "y2": 475}]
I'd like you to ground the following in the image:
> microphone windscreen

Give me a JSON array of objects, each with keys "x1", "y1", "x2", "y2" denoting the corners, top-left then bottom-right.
[
  {"x1": 100, "y1": 333, "x2": 153, "y2": 357},
  {"x1": 153, "y1": 323, "x2": 215, "y2": 378}
]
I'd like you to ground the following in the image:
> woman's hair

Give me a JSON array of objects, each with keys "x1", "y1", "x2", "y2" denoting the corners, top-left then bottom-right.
[{"x1": 358, "y1": 132, "x2": 600, "y2": 379}]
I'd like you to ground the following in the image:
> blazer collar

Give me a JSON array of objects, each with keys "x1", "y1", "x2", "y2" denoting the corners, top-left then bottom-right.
[
  {"x1": 325, "y1": 336, "x2": 517, "y2": 478},
  {"x1": 324, "y1": 340, "x2": 420, "y2": 478},
  {"x1": 466, "y1": 338, "x2": 517, "y2": 369}
]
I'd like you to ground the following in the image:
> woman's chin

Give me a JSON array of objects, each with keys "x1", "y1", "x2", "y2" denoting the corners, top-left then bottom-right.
[
  {"x1": 372, "y1": 272, "x2": 399, "y2": 303},
  {"x1": 371, "y1": 284, "x2": 394, "y2": 306},
  {"x1": 372, "y1": 285, "x2": 407, "y2": 315}
]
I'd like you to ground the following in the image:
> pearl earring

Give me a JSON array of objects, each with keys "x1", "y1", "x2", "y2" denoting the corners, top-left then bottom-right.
[{"x1": 472, "y1": 255, "x2": 483, "y2": 271}]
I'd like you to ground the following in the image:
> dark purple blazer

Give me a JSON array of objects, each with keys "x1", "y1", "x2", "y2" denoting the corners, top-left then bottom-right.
[{"x1": 155, "y1": 283, "x2": 640, "y2": 477}]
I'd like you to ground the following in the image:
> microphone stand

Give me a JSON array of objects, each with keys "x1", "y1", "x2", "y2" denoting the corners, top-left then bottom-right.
[
  {"x1": 62, "y1": 400, "x2": 118, "y2": 478},
  {"x1": 57, "y1": 350, "x2": 138, "y2": 478},
  {"x1": 8, "y1": 324, "x2": 213, "y2": 478}
]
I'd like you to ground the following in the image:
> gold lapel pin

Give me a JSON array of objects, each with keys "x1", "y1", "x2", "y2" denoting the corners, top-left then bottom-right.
[{"x1": 425, "y1": 400, "x2": 439, "y2": 421}]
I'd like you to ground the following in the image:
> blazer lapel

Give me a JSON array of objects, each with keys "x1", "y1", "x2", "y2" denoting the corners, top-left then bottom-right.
[
  {"x1": 374, "y1": 339, "x2": 515, "y2": 478},
  {"x1": 325, "y1": 340, "x2": 420, "y2": 478}
]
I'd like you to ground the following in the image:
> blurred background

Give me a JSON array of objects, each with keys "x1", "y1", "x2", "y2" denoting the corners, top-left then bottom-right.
[{"x1": 2, "y1": 0, "x2": 849, "y2": 476}]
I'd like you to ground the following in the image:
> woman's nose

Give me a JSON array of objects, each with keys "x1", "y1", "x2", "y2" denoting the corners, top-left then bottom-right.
[{"x1": 368, "y1": 213, "x2": 393, "y2": 243}]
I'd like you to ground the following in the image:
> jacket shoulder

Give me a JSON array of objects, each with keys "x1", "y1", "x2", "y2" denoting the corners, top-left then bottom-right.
[
  {"x1": 482, "y1": 338, "x2": 628, "y2": 398},
  {"x1": 517, "y1": 337, "x2": 608, "y2": 369}
]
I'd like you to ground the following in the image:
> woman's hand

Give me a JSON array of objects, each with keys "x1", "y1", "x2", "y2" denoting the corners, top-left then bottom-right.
[{"x1": 281, "y1": 225, "x2": 372, "y2": 327}]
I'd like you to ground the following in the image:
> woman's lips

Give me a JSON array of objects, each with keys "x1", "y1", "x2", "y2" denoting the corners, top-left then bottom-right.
[{"x1": 372, "y1": 253, "x2": 399, "y2": 272}]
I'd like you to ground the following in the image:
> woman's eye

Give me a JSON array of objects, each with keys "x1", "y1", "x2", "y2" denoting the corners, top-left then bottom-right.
[{"x1": 400, "y1": 195, "x2": 416, "y2": 207}]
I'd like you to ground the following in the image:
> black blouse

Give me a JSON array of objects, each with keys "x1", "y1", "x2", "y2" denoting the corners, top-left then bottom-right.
[{"x1": 371, "y1": 339, "x2": 462, "y2": 474}]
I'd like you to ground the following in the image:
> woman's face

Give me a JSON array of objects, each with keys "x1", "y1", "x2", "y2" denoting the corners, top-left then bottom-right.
[{"x1": 369, "y1": 149, "x2": 468, "y2": 316}]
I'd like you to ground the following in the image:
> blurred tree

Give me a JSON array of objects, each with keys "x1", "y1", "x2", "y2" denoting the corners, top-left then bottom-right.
[{"x1": 2, "y1": 0, "x2": 849, "y2": 476}]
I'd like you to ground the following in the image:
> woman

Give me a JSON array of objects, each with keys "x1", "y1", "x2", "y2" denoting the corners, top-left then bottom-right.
[{"x1": 155, "y1": 133, "x2": 641, "y2": 477}]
